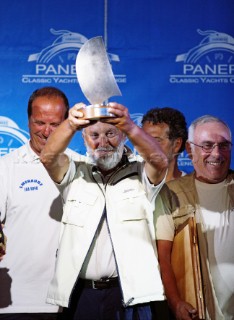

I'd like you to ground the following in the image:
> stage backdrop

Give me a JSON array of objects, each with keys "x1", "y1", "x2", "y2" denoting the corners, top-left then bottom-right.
[{"x1": 0, "y1": 0, "x2": 233, "y2": 172}]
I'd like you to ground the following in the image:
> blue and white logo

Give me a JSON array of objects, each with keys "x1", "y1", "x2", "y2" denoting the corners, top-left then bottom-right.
[
  {"x1": 0, "y1": 117, "x2": 29, "y2": 157},
  {"x1": 19, "y1": 179, "x2": 43, "y2": 192},
  {"x1": 22, "y1": 28, "x2": 126, "y2": 85},
  {"x1": 170, "y1": 29, "x2": 234, "y2": 84}
]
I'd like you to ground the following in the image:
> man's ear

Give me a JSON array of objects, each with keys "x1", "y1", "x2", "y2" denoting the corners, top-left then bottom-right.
[
  {"x1": 185, "y1": 141, "x2": 193, "y2": 160},
  {"x1": 173, "y1": 137, "x2": 183, "y2": 154},
  {"x1": 82, "y1": 130, "x2": 87, "y2": 147}
]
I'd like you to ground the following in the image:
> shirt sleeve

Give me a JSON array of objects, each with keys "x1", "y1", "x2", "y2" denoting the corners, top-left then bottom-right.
[
  {"x1": 154, "y1": 191, "x2": 175, "y2": 241},
  {"x1": 55, "y1": 159, "x2": 77, "y2": 201},
  {"x1": 141, "y1": 162, "x2": 167, "y2": 204}
]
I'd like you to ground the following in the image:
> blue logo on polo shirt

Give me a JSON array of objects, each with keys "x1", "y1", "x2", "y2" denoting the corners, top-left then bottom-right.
[{"x1": 19, "y1": 179, "x2": 43, "y2": 192}]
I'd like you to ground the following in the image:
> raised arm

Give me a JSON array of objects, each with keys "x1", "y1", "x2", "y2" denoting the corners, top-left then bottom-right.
[
  {"x1": 40, "y1": 103, "x2": 90, "y2": 183},
  {"x1": 41, "y1": 102, "x2": 168, "y2": 184},
  {"x1": 105, "y1": 102, "x2": 168, "y2": 184}
]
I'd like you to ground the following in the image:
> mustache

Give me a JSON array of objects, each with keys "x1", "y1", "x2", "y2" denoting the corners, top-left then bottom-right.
[{"x1": 96, "y1": 147, "x2": 116, "y2": 152}]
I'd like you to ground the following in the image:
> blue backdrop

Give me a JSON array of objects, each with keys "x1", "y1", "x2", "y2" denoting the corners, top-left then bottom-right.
[{"x1": 0, "y1": 0, "x2": 233, "y2": 172}]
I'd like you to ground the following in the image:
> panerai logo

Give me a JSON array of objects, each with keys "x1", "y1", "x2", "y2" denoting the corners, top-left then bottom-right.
[
  {"x1": 0, "y1": 116, "x2": 29, "y2": 157},
  {"x1": 170, "y1": 29, "x2": 234, "y2": 84},
  {"x1": 22, "y1": 28, "x2": 126, "y2": 84}
]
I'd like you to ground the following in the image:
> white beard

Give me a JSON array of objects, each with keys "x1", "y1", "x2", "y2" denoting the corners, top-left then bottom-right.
[{"x1": 86, "y1": 140, "x2": 125, "y2": 172}]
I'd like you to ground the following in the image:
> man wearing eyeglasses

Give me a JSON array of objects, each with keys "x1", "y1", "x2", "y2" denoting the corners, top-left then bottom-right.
[
  {"x1": 154, "y1": 115, "x2": 234, "y2": 320},
  {"x1": 40, "y1": 102, "x2": 168, "y2": 320}
]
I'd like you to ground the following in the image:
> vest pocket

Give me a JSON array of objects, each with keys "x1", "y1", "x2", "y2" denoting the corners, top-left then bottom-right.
[
  {"x1": 62, "y1": 191, "x2": 97, "y2": 226},
  {"x1": 173, "y1": 205, "x2": 196, "y2": 230},
  {"x1": 113, "y1": 190, "x2": 150, "y2": 222}
]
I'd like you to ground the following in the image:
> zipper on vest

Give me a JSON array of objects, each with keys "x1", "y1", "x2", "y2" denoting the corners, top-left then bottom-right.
[
  {"x1": 122, "y1": 297, "x2": 134, "y2": 308},
  {"x1": 103, "y1": 202, "x2": 131, "y2": 307},
  {"x1": 91, "y1": 160, "x2": 136, "y2": 307}
]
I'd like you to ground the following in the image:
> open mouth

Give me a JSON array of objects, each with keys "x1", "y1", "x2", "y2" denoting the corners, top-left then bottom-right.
[
  {"x1": 38, "y1": 136, "x2": 47, "y2": 144},
  {"x1": 206, "y1": 160, "x2": 222, "y2": 166}
]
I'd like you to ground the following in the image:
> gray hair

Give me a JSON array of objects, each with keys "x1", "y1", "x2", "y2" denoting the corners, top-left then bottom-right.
[{"x1": 188, "y1": 115, "x2": 232, "y2": 142}]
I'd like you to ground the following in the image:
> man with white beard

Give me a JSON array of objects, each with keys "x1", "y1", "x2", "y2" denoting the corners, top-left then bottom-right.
[{"x1": 40, "y1": 102, "x2": 168, "y2": 320}]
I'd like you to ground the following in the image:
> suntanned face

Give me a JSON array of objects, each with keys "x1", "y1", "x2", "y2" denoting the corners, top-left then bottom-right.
[
  {"x1": 28, "y1": 96, "x2": 67, "y2": 155},
  {"x1": 188, "y1": 122, "x2": 231, "y2": 183},
  {"x1": 142, "y1": 121, "x2": 178, "y2": 162},
  {"x1": 83, "y1": 121, "x2": 126, "y2": 172}
]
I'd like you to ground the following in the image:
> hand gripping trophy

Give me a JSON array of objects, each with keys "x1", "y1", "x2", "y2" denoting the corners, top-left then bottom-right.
[{"x1": 76, "y1": 36, "x2": 122, "y2": 120}]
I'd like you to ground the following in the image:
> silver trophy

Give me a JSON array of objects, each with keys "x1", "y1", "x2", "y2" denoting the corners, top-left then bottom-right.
[{"x1": 76, "y1": 36, "x2": 122, "y2": 120}]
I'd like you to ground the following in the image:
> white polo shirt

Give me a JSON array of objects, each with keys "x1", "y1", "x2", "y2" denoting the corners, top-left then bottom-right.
[{"x1": 0, "y1": 141, "x2": 80, "y2": 313}]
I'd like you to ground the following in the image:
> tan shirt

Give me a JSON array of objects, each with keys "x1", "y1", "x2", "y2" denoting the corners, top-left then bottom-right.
[{"x1": 154, "y1": 171, "x2": 234, "y2": 320}]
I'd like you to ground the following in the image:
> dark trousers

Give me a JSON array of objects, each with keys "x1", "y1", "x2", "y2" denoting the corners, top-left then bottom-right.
[{"x1": 61, "y1": 279, "x2": 154, "y2": 320}]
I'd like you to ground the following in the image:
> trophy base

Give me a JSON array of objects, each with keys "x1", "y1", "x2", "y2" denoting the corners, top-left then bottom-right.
[{"x1": 82, "y1": 104, "x2": 115, "y2": 120}]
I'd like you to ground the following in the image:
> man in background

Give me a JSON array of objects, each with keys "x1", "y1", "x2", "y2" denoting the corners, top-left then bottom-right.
[
  {"x1": 155, "y1": 115, "x2": 234, "y2": 319},
  {"x1": 142, "y1": 108, "x2": 188, "y2": 319},
  {"x1": 142, "y1": 107, "x2": 188, "y2": 182},
  {"x1": 0, "y1": 87, "x2": 79, "y2": 320}
]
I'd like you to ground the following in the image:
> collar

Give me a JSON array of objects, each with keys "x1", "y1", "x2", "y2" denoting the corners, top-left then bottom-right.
[{"x1": 17, "y1": 140, "x2": 41, "y2": 163}]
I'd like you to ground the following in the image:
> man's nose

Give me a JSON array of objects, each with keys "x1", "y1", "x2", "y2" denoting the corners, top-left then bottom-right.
[
  {"x1": 98, "y1": 135, "x2": 109, "y2": 147},
  {"x1": 42, "y1": 124, "x2": 53, "y2": 137},
  {"x1": 211, "y1": 144, "x2": 222, "y2": 155}
]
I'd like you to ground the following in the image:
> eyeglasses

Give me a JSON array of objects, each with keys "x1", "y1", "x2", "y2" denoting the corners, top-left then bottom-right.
[{"x1": 189, "y1": 141, "x2": 232, "y2": 153}]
